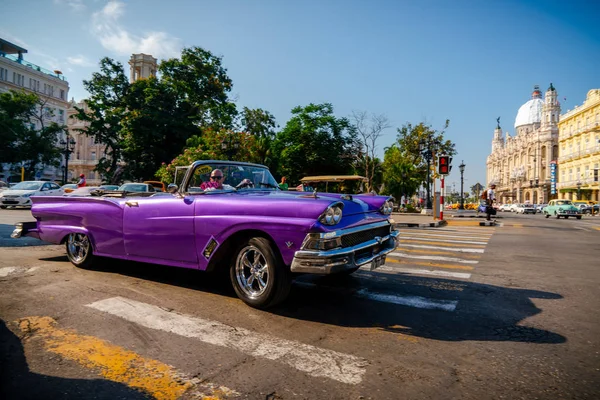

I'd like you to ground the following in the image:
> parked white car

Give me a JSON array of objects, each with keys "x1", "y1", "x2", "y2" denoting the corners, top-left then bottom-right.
[
  {"x1": 0, "y1": 181, "x2": 63, "y2": 208},
  {"x1": 499, "y1": 204, "x2": 512, "y2": 212},
  {"x1": 509, "y1": 203, "x2": 520, "y2": 212},
  {"x1": 515, "y1": 203, "x2": 536, "y2": 214}
]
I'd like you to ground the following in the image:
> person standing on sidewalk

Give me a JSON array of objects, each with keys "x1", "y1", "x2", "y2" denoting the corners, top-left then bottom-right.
[{"x1": 486, "y1": 183, "x2": 497, "y2": 221}]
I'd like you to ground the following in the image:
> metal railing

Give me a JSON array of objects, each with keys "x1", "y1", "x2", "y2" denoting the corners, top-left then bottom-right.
[{"x1": 0, "y1": 52, "x2": 68, "y2": 81}]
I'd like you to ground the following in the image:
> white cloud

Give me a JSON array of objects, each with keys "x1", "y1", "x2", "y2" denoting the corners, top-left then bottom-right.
[
  {"x1": 67, "y1": 55, "x2": 95, "y2": 67},
  {"x1": 53, "y1": 0, "x2": 86, "y2": 12},
  {"x1": 91, "y1": 0, "x2": 181, "y2": 59}
]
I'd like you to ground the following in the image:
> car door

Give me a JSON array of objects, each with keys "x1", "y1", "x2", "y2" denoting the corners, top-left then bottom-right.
[{"x1": 123, "y1": 195, "x2": 198, "y2": 266}]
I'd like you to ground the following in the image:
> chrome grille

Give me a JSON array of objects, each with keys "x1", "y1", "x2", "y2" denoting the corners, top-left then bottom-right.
[{"x1": 341, "y1": 225, "x2": 391, "y2": 248}]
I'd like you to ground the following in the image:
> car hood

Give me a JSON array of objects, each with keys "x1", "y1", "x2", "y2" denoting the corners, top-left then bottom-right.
[
  {"x1": 1, "y1": 190, "x2": 37, "y2": 196},
  {"x1": 194, "y1": 190, "x2": 390, "y2": 219}
]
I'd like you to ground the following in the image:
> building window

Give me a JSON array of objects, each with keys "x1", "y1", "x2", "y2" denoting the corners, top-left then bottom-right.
[
  {"x1": 89, "y1": 171, "x2": 95, "y2": 180},
  {"x1": 0, "y1": 67, "x2": 7, "y2": 81},
  {"x1": 91, "y1": 151, "x2": 96, "y2": 160},
  {"x1": 60, "y1": 89, "x2": 65, "y2": 100}
]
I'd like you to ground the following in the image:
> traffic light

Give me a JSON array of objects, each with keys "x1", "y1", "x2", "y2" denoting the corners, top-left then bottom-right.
[{"x1": 438, "y1": 155, "x2": 452, "y2": 175}]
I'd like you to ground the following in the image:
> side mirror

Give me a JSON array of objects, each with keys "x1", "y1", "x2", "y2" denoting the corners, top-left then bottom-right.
[{"x1": 167, "y1": 184, "x2": 178, "y2": 193}]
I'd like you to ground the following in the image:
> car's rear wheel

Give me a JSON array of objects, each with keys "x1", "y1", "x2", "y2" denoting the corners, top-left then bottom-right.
[
  {"x1": 576, "y1": 216, "x2": 582, "y2": 220},
  {"x1": 66, "y1": 233, "x2": 96, "y2": 269},
  {"x1": 230, "y1": 237, "x2": 291, "y2": 309}
]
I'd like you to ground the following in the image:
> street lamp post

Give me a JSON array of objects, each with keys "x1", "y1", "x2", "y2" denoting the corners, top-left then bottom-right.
[
  {"x1": 418, "y1": 137, "x2": 440, "y2": 210},
  {"x1": 576, "y1": 178, "x2": 582, "y2": 200},
  {"x1": 60, "y1": 136, "x2": 76, "y2": 184},
  {"x1": 459, "y1": 161, "x2": 465, "y2": 210},
  {"x1": 221, "y1": 134, "x2": 239, "y2": 161}
]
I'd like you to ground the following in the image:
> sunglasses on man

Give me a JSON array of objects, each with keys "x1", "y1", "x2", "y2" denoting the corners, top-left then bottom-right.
[{"x1": 210, "y1": 175, "x2": 223, "y2": 180}]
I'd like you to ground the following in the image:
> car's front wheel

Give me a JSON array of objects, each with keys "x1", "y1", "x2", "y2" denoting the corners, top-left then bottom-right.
[
  {"x1": 230, "y1": 237, "x2": 291, "y2": 309},
  {"x1": 0, "y1": 206, "x2": 6, "y2": 209},
  {"x1": 66, "y1": 233, "x2": 96, "y2": 269}
]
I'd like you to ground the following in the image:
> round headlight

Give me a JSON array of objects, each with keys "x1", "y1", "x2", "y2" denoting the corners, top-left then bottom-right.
[
  {"x1": 380, "y1": 200, "x2": 393, "y2": 215},
  {"x1": 320, "y1": 205, "x2": 343, "y2": 226}
]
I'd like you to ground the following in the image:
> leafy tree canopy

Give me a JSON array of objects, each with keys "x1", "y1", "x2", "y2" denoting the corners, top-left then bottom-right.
[
  {"x1": 0, "y1": 90, "x2": 63, "y2": 179},
  {"x1": 154, "y1": 129, "x2": 261, "y2": 184},
  {"x1": 273, "y1": 103, "x2": 357, "y2": 185}
]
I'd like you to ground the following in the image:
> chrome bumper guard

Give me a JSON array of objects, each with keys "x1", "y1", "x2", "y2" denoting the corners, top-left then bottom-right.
[
  {"x1": 11, "y1": 221, "x2": 37, "y2": 239},
  {"x1": 291, "y1": 229, "x2": 399, "y2": 274}
]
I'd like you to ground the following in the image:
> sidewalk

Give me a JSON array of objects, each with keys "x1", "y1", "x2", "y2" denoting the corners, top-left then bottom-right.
[{"x1": 391, "y1": 212, "x2": 447, "y2": 228}]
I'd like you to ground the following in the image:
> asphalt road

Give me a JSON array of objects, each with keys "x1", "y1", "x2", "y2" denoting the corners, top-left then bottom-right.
[{"x1": 1, "y1": 208, "x2": 599, "y2": 399}]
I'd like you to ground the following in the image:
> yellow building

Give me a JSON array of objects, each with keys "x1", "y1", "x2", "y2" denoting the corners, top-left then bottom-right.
[{"x1": 557, "y1": 89, "x2": 600, "y2": 202}]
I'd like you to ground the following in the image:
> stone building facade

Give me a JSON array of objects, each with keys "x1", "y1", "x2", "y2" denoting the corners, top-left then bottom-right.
[
  {"x1": 486, "y1": 85, "x2": 560, "y2": 204},
  {"x1": 65, "y1": 53, "x2": 157, "y2": 184},
  {"x1": 0, "y1": 38, "x2": 70, "y2": 182},
  {"x1": 556, "y1": 89, "x2": 600, "y2": 202}
]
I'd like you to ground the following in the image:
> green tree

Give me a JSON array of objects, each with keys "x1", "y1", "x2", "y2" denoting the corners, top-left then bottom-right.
[
  {"x1": 155, "y1": 129, "x2": 261, "y2": 183},
  {"x1": 0, "y1": 90, "x2": 64, "y2": 179},
  {"x1": 159, "y1": 46, "x2": 237, "y2": 130},
  {"x1": 240, "y1": 107, "x2": 278, "y2": 169},
  {"x1": 121, "y1": 76, "x2": 200, "y2": 181},
  {"x1": 72, "y1": 58, "x2": 129, "y2": 184},
  {"x1": 382, "y1": 146, "x2": 421, "y2": 202},
  {"x1": 387, "y1": 121, "x2": 455, "y2": 204},
  {"x1": 471, "y1": 182, "x2": 484, "y2": 199},
  {"x1": 273, "y1": 103, "x2": 357, "y2": 185}
]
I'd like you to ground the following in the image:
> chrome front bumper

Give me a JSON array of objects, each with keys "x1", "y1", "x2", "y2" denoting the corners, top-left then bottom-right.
[{"x1": 290, "y1": 229, "x2": 399, "y2": 274}]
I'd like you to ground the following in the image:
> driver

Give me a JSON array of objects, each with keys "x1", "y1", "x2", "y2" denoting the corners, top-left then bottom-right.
[{"x1": 200, "y1": 169, "x2": 252, "y2": 191}]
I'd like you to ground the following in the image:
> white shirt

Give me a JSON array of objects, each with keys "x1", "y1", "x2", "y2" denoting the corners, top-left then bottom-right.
[{"x1": 487, "y1": 188, "x2": 496, "y2": 202}]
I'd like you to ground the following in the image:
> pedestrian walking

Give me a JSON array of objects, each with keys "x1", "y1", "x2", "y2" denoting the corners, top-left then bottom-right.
[
  {"x1": 486, "y1": 183, "x2": 497, "y2": 221},
  {"x1": 77, "y1": 174, "x2": 86, "y2": 188}
]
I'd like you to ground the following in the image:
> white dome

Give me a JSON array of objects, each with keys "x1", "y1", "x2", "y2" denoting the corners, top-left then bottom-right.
[{"x1": 514, "y1": 98, "x2": 543, "y2": 128}]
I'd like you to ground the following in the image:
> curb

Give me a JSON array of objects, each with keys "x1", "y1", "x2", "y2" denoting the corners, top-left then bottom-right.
[
  {"x1": 394, "y1": 220, "x2": 448, "y2": 228},
  {"x1": 452, "y1": 214, "x2": 503, "y2": 219}
]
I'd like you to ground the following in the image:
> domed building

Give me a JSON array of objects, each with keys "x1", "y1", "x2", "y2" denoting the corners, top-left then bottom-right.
[{"x1": 486, "y1": 84, "x2": 560, "y2": 204}]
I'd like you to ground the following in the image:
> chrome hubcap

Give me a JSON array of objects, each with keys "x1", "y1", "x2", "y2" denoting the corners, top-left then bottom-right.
[
  {"x1": 235, "y1": 245, "x2": 269, "y2": 298},
  {"x1": 67, "y1": 233, "x2": 89, "y2": 263}
]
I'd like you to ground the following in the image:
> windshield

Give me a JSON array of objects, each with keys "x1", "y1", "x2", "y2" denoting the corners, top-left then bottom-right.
[
  {"x1": 118, "y1": 183, "x2": 151, "y2": 192},
  {"x1": 556, "y1": 200, "x2": 572, "y2": 205},
  {"x1": 11, "y1": 182, "x2": 43, "y2": 191},
  {"x1": 187, "y1": 163, "x2": 279, "y2": 193}
]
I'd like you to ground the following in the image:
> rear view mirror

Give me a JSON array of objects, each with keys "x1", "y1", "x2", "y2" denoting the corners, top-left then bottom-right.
[{"x1": 167, "y1": 184, "x2": 178, "y2": 193}]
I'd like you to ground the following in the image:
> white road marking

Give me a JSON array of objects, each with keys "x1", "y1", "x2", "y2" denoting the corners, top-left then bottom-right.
[
  {"x1": 400, "y1": 232, "x2": 492, "y2": 240},
  {"x1": 358, "y1": 266, "x2": 471, "y2": 279},
  {"x1": 0, "y1": 267, "x2": 18, "y2": 277},
  {"x1": 87, "y1": 297, "x2": 367, "y2": 385},
  {"x1": 355, "y1": 289, "x2": 457, "y2": 311},
  {"x1": 389, "y1": 252, "x2": 478, "y2": 264},
  {"x1": 396, "y1": 244, "x2": 484, "y2": 253},
  {"x1": 400, "y1": 237, "x2": 488, "y2": 245},
  {"x1": 295, "y1": 281, "x2": 457, "y2": 311}
]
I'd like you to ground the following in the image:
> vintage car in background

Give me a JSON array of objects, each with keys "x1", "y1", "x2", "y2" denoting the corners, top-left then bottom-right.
[
  {"x1": 1, "y1": 181, "x2": 63, "y2": 209},
  {"x1": 117, "y1": 183, "x2": 158, "y2": 193},
  {"x1": 12, "y1": 161, "x2": 398, "y2": 309},
  {"x1": 61, "y1": 183, "x2": 78, "y2": 193},
  {"x1": 543, "y1": 199, "x2": 582, "y2": 219},
  {"x1": 143, "y1": 180, "x2": 166, "y2": 192},
  {"x1": 514, "y1": 203, "x2": 536, "y2": 214}
]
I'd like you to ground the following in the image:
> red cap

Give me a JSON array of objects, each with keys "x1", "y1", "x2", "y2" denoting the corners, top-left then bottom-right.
[{"x1": 80, "y1": 174, "x2": 85, "y2": 178}]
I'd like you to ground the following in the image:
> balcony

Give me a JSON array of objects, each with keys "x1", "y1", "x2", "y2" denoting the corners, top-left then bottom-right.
[{"x1": 0, "y1": 52, "x2": 68, "y2": 82}]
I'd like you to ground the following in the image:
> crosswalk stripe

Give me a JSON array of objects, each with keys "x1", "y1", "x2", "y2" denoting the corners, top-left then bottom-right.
[
  {"x1": 395, "y1": 248, "x2": 481, "y2": 259},
  {"x1": 355, "y1": 289, "x2": 458, "y2": 311},
  {"x1": 389, "y1": 252, "x2": 478, "y2": 264},
  {"x1": 399, "y1": 232, "x2": 492, "y2": 240},
  {"x1": 385, "y1": 258, "x2": 474, "y2": 270},
  {"x1": 358, "y1": 266, "x2": 471, "y2": 279},
  {"x1": 400, "y1": 239, "x2": 486, "y2": 247},
  {"x1": 15, "y1": 316, "x2": 238, "y2": 400},
  {"x1": 400, "y1": 237, "x2": 488, "y2": 245},
  {"x1": 87, "y1": 297, "x2": 367, "y2": 385},
  {"x1": 295, "y1": 281, "x2": 458, "y2": 311},
  {"x1": 396, "y1": 243, "x2": 484, "y2": 253}
]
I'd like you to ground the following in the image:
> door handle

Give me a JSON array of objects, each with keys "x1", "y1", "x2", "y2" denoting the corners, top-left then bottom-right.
[{"x1": 125, "y1": 201, "x2": 139, "y2": 207}]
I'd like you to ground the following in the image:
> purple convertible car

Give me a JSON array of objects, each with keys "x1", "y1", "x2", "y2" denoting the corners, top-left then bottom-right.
[{"x1": 12, "y1": 161, "x2": 399, "y2": 309}]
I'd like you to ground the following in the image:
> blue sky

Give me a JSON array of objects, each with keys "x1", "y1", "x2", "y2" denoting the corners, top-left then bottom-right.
[{"x1": 2, "y1": 0, "x2": 599, "y2": 189}]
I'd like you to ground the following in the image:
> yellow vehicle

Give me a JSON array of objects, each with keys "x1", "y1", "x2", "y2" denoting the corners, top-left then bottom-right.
[
  {"x1": 143, "y1": 180, "x2": 166, "y2": 192},
  {"x1": 298, "y1": 175, "x2": 369, "y2": 193}
]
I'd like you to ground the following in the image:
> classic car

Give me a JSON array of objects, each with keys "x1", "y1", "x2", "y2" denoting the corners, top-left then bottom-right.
[
  {"x1": 543, "y1": 199, "x2": 582, "y2": 219},
  {"x1": 117, "y1": 183, "x2": 157, "y2": 193},
  {"x1": 12, "y1": 161, "x2": 399, "y2": 309},
  {"x1": 144, "y1": 180, "x2": 166, "y2": 192},
  {"x1": 514, "y1": 203, "x2": 536, "y2": 214},
  {"x1": 1, "y1": 181, "x2": 63, "y2": 208}
]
